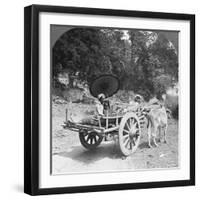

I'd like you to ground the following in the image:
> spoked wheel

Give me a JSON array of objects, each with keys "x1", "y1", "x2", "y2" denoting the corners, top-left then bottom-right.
[
  {"x1": 118, "y1": 112, "x2": 141, "y2": 156},
  {"x1": 79, "y1": 130, "x2": 103, "y2": 150}
]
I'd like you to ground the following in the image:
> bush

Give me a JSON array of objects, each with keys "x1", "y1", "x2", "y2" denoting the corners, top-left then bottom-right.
[
  {"x1": 165, "y1": 94, "x2": 178, "y2": 119},
  {"x1": 137, "y1": 89, "x2": 152, "y2": 102},
  {"x1": 172, "y1": 105, "x2": 178, "y2": 119},
  {"x1": 110, "y1": 90, "x2": 135, "y2": 103}
]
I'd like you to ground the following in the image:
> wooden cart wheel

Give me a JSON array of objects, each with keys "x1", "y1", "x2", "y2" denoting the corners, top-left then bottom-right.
[
  {"x1": 79, "y1": 130, "x2": 103, "y2": 150},
  {"x1": 118, "y1": 112, "x2": 141, "y2": 156}
]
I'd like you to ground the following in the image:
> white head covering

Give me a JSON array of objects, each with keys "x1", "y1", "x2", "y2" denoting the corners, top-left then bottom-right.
[{"x1": 98, "y1": 93, "x2": 105, "y2": 100}]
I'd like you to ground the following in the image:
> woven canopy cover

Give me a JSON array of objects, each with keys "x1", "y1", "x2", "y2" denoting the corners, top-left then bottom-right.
[{"x1": 89, "y1": 75, "x2": 120, "y2": 98}]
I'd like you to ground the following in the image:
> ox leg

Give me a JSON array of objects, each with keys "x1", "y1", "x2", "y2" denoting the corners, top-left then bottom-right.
[
  {"x1": 153, "y1": 136, "x2": 158, "y2": 147},
  {"x1": 163, "y1": 125, "x2": 167, "y2": 143},
  {"x1": 157, "y1": 126, "x2": 161, "y2": 143},
  {"x1": 152, "y1": 127, "x2": 158, "y2": 147},
  {"x1": 148, "y1": 135, "x2": 153, "y2": 148},
  {"x1": 147, "y1": 126, "x2": 153, "y2": 148}
]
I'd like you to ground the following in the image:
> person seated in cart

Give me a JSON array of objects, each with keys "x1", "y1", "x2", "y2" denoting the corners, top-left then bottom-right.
[
  {"x1": 96, "y1": 93, "x2": 110, "y2": 116},
  {"x1": 90, "y1": 75, "x2": 119, "y2": 116}
]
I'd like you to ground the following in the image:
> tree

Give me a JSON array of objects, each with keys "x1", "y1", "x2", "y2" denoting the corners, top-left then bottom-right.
[
  {"x1": 53, "y1": 27, "x2": 178, "y2": 101},
  {"x1": 53, "y1": 28, "x2": 126, "y2": 89}
]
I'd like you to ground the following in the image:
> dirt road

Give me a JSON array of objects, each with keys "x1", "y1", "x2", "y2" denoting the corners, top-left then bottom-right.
[{"x1": 52, "y1": 103, "x2": 178, "y2": 175}]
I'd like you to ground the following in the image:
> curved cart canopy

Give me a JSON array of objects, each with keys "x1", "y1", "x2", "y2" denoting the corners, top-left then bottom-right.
[{"x1": 89, "y1": 74, "x2": 120, "y2": 98}]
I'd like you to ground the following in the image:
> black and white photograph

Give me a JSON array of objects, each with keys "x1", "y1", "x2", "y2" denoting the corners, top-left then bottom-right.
[
  {"x1": 24, "y1": 5, "x2": 195, "y2": 195},
  {"x1": 51, "y1": 25, "x2": 179, "y2": 175},
  {"x1": 0, "y1": 0, "x2": 198, "y2": 198}
]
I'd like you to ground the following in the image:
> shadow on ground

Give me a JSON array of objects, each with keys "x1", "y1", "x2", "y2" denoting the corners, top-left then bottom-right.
[
  {"x1": 56, "y1": 142, "x2": 124, "y2": 165},
  {"x1": 55, "y1": 140, "x2": 152, "y2": 165}
]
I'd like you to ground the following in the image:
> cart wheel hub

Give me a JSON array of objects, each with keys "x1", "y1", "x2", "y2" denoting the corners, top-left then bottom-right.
[{"x1": 129, "y1": 126, "x2": 136, "y2": 136}]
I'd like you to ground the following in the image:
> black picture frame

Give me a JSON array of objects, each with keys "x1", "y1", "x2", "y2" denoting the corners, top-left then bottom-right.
[{"x1": 24, "y1": 4, "x2": 195, "y2": 196}]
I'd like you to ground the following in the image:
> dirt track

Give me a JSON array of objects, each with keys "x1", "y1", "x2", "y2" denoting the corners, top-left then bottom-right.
[{"x1": 52, "y1": 103, "x2": 178, "y2": 174}]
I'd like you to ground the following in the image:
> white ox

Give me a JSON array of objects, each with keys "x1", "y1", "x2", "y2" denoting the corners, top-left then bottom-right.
[{"x1": 146, "y1": 105, "x2": 168, "y2": 148}]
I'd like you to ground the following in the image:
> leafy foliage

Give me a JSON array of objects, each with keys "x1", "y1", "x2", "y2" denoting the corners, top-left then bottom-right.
[{"x1": 53, "y1": 28, "x2": 178, "y2": 100}]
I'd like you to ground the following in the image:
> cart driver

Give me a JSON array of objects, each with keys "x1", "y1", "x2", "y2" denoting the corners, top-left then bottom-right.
[{"x1": 96, "y1": 93, "x2": 110, "y2": 116}]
